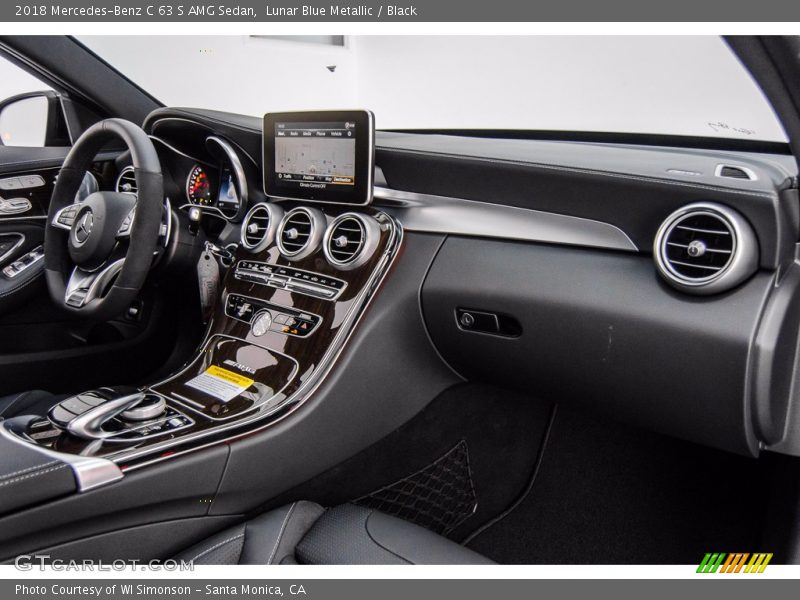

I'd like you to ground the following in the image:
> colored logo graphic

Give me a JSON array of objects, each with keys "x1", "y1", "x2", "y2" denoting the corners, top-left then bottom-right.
[{"x1": 697, "y1": 553, "x2": 773, "y2": 573}]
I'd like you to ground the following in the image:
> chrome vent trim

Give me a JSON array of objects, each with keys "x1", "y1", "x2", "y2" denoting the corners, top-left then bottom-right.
[
  {"x1": 240, "y1": 203, "x2": 283, "y2": 253},
  {"x1": 115, "y1": 166, "x2": 137, "y2": 195},
  {"x1": 324, "y1": 213, "x2": 380, "y2": 270},
  {"x1": 654, "y1": 202, "x2": 758, "y2": 295},
  {"x1": 277, "y1": 207, "x2": 326, "y2": 260},
  {"x1": 715, "y1": 164, "x2": 757, "y2": 181}
]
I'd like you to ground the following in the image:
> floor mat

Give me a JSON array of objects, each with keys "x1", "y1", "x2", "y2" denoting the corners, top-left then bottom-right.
[
  {"x1": 260, "y1": 382, "x2": 554, "y2": 541},
  {"x1": 466, "y1": 404, "x2": 768, "y2": 564},
  {"x1": 355, "y1": 440, "x2": 478, "y2": 535}
]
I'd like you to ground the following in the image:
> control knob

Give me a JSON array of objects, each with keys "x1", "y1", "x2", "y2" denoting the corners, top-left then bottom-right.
[
  {"x1": 120, "y1": 394, "x2": 167, "y2": 421},
  {"x1": 251, "y1": 310, "x2": 273, "y2": 337}
]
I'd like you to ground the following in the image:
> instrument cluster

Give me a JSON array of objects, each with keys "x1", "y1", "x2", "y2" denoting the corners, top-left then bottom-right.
[{"x1": 185, "y1": 162, "x2": 242, "y2": 220}]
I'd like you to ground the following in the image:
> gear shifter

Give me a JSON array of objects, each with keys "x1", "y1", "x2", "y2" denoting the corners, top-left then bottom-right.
[
  {"x1": 48, "y1": 388, "x2": 146, "y2": 440},
  {"x1": 53, "y1": 393, "x2": 144, "y2": 440},
  {"x1": 48, "y1": 388, "x2": 135, "y2": 429},
  {"x1": 47, "y1": 388, "x2": 188, "y2": 442},
  {"x1": 66, "y1": 393, "x2": 147, "y2": 440}
]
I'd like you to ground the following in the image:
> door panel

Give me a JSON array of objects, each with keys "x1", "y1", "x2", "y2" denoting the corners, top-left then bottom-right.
[
  {"x1": 0, "y1": 155, "x2": 182, "y2": 397},
  {"x1": 0, "y1": 164, "x2": 54, "y2": 316}
]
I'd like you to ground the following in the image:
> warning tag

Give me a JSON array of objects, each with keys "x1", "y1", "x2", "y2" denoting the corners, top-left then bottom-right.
[{"x1": 185, "y1": 365, "x2": 255, "y2": 403}]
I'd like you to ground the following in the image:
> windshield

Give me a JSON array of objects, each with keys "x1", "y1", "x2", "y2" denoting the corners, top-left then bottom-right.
[{"x1": 78, "y1": 35, "x2": 787, "y2": 143}]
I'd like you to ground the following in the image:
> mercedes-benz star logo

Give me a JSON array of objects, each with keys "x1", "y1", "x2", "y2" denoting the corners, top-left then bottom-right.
[{"x1": 74, "y1": 211, "x2": 94, "y2": 244}]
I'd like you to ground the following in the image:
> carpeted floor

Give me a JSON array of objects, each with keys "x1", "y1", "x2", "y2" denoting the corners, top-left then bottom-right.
[
  {"x1": 260, "y1": 382, "x2": 554, "y2": 541},
  {"x1": 262, "y1": 382, "x2": 776, "y2": 564},
  {"x1": 466, "y1": 403, "x2": 768, "y2": 564}
]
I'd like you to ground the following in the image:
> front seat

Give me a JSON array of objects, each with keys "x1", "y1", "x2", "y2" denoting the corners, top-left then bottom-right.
[
  {"x1": 174, "y1": 502, "x2": 493, "y2": 565},
  {"x1": 0, "y1": 390, "x2": 64, "y2": 419}
]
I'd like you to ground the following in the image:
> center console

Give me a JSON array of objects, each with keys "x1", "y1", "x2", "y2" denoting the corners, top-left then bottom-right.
[{"x1": 1, "y1": 109, "x2": 402, "y2": 491}]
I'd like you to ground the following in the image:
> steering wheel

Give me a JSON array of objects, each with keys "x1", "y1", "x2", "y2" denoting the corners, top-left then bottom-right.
[{"x1": 44, "y1": 119, "x2": 163, "y2": 320}]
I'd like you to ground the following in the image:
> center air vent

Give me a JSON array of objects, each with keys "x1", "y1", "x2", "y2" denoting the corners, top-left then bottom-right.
[
  {"x1": 240, "y1": 203, "x2": 284, "y2": 253},
  {"x1": 654, "y1": 202, "x2": 758, "y2": 295},
  {"x1": 115, "y1": 166, "x2": 137, "y2": 195},
  {"x1": 277, "y1": 207, "x2": 326, "y2": 260},
  {"x1": 324, "y1": 213, "x2": 380, "y2": 270}
]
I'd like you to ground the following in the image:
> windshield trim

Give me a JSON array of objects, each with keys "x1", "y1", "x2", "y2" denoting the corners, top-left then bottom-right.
[{"x1": 384, "y1": 129, "x2": 792, "y2": 155}]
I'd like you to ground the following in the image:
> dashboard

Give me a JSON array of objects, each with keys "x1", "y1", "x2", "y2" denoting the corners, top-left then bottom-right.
[
  {"x1": 118, "y1": 160, "x2": 243, "y2": 220},
  {"x1": 132, "y1": 110, "x2": 373, "y2": 225},
  {"x1": 18, "y1": 110, "x2": 396, "y2": 472},
  {"x1": 100, "y1": 105, "x2": 800, "y2": 462},
  {"x1": 123, "y1": 120, "x2": 254, "y2": 226}
]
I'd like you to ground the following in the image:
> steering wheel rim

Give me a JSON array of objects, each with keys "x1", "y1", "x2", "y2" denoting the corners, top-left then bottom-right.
[{"x1": 44, "y1": 119, "x2": 163, "y2": 320}]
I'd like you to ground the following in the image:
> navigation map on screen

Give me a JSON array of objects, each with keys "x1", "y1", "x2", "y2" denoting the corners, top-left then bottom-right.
[{"x1": 275, "y1": 121, "x2": 356, "y2": 187}]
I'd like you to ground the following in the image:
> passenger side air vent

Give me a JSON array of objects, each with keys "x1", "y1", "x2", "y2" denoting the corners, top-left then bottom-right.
[
  {"x1": 277, "y1": 207, "x2": 326, "y2": 260},
  {"x1": 715, "y1": 164, "x2": 756, "y2": 181},
  {"x1": 654, "y1": 202, "x2": 758, "y2": 295},
  {"x1": 116, "y1": 166, "x2": 137, "y2": 195},
  {"x1": 240, "y1": 203, "x2": 284, "y2": 253},
  {"x1": 324, "y1": 213, "x2": 380, "y2": 270}
]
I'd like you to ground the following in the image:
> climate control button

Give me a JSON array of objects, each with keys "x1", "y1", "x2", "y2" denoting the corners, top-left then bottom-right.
[{"x1": 226, "y1": 294, "x2": 322, "y2": 338}]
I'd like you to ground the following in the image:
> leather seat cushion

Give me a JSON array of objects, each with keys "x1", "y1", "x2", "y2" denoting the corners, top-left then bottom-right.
[
  {"x1": 174, "y1": 502, "x2": 493, "y2": 565},
  {"x1": 174, "y1": 501, "x2": 326, "y2": 565},
  {"x1": 0, "y1": 390, "x2": 65, "y2": 419}
]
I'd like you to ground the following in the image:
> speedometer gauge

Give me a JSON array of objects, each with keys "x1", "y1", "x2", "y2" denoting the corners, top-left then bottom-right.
[{"x1": 186, "y1": 165, "x2": 213, "y2": 205}]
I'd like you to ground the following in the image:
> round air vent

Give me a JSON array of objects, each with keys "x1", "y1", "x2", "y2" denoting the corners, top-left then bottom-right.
[
  {"x1": 324, "y1": 213, "x2": 380, "y2": 270},
  {"x1": 277, "y1": 207, "x2": 326, "y2": 260},
  {"x1": 654, "y1": 202, "x2": 758, "y2": 295},
  {"x1": 115, "y1": 166, "x2": 137, "y2": 195},
  {"x1": 240, "y1": 203, "x2": 284, "y2": 253}
]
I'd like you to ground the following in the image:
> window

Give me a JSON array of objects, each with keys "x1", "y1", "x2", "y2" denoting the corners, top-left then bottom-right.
[
  {"x1": 78, "y1": 36, "x2": 787, "y2": 142},
  {"x1": 0, "y1": 55, "x2": 55, "y2": 147}
]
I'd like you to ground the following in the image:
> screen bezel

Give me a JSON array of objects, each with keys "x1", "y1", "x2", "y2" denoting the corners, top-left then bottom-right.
[{"x1": 263, "y1": 110, "x2": 374, "y2": 206}]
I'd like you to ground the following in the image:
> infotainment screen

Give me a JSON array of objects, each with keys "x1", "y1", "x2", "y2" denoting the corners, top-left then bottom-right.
[{"x1": 263, "y1": 110, "x2": 374, "y2": 205}]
